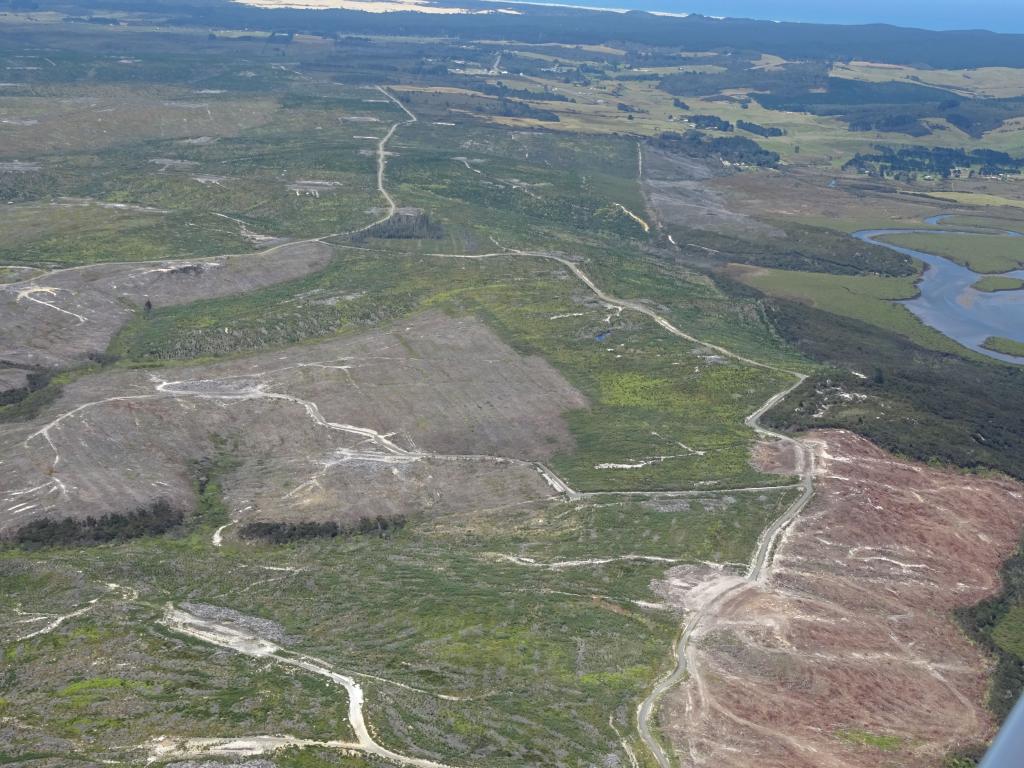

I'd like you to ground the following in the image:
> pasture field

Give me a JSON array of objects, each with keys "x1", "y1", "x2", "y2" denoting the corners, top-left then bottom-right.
[
  {"x1": 831, "y1": 61, "x2": 1024, "y2": 99},
  {"x1": 937, "y1": 213, "x2": 1024, "y2": 231},
  {"x1": 922, "y1": 191, "x2": 1024, "y2": 210}
]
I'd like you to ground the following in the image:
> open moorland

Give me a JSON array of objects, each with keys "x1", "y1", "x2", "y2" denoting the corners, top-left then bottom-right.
[{"x1": 3, "y1": 5, "x2": 1024, "y2": 768}]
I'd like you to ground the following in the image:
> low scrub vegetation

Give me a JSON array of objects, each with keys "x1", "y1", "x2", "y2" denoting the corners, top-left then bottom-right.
[{"x1": 761, "y1": 297, "x2": 1024, "y2": 481}]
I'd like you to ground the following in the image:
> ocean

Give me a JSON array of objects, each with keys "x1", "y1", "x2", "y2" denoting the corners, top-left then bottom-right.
[{"x1": 508, "y1": 0, "x2": 1023, "y2": 34}]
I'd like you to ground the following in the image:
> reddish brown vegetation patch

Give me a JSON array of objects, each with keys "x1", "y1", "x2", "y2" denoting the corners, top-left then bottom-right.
[{"x1": 661, "y1": 429, "x2": 1024, "y2": 768}]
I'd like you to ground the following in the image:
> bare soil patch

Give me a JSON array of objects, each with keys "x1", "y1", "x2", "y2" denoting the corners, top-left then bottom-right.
[{"x1": 750, "y1": 438, "x2": 802, "y2": 475}]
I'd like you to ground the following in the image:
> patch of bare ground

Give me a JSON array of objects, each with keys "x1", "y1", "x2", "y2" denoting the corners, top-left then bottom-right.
[
  {"x1": 0, "y1": 311, "x2": 586, "y2": 533},
  {"x1": 0, "y1": 366, "x2": 30, "y2": 395},
  {"x1": 0, "y1": 242, "x2": 331, "y2": 369},
  {"x1": 750, "y1": 437, "x2": 803, "y2": 476},
  {"x1": 642, "y1": 147, "x2": 783, "y2": 240},
  {"x1": 713, "y1": 167, "x2": 946, "y2": 225},
  {"x1": 658, "y1": 429, "x2": 1024, "y2": 768}
]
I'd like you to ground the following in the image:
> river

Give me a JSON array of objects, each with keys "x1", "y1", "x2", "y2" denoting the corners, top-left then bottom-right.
[{"x1": 852, "y1": 216, "x2": 1024, "y2": 364}]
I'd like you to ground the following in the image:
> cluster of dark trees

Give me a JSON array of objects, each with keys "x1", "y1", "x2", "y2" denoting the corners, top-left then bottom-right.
[
  {"x1": 626, "y1": 51, "x2": 722, "y2": 69},
  {"x1": 491, "y1": 99, "x2": 559, "y2": 121},
  {"x1": 672, "y1": 98, "x2": 689, "y2": 111},
  {"x1": 239, "y1": 515, "x2": 407, "y2": 544},
  {"x1": 690, "y1": 221, "x2": 913, "y2": 276},
  {"x1": 736, "y1": 120, "x2": 784, "y2": 137},
  {"x1": 752, "y1": 78, "x2": 1024, "y2": 138},
  {"x1": 356, "y1": 211, "x2": 443, "y2": 241},
  {"x1": 653, "y1": 130, "x2": 779, "y2": 167},
  {"x1": 957, "y1": 549, "x2": 1024, "y2": 718},
  {"x1": 12, "y1": 499, "x2": 183, "y2": 547},
  {"x1": 62, "y1": 15, "x2": 120, "y2": 25},
  {"x1": 662, "y1": 60, "x2": 828, "y2": 100},
  {"x1": 843, "y1": 144, "x2": 1024, "y2": 177},
  {"x1": 0, "y1": 367, "x2": 51, "y2": 407},
  {"x1": 689, "y1": 114, "x2": 733, "y2": 131},
  {"x1": 760, "y1": 299, "x2": 1024, "y2": 482}
]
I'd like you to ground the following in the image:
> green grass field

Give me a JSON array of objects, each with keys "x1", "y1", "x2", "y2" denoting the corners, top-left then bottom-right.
[
  {"x1": 982, "y1": 336, "x2": 1024, "y2": 357},
  {"x1": 993, "y1": 605, "x2": 1024, "y2": 659},
  {"x1": 938, "y1": 214, "x2": 1024, "y2": 233},
  {"x1": 877, "y1": 231, "x2": 1024, "y2": 273},
  {"x1": 727, "y1": 264, "x2": 986, "y2": 358},
  {"x1": 973, "y1": 276, "x2": 1024, "y2": 292}
]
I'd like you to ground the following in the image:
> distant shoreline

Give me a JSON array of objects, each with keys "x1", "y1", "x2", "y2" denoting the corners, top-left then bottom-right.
[{"x1": 482, "y1": 0, "x2": 1016, "y2": 33}]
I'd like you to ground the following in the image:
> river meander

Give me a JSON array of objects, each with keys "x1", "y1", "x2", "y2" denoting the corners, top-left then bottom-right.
[{"x1": 853, "y1": 216, "x2": 1024, "y2": 364}]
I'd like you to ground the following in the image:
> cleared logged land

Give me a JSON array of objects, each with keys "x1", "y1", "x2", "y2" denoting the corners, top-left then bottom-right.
[
  {"x1": 658, "y1": 430, "x2": 1024, "y2": 768},
  {"x1": 0, "y1": 311, "x2": 586, "y2": 534}
]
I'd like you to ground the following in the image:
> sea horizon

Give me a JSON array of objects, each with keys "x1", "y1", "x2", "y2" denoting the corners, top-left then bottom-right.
[{"x1": 492, "y1": 0, "x2": 1023, "y2": 34}]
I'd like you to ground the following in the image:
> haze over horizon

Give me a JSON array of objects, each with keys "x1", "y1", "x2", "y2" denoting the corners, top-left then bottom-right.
[{"x1": 510, "y1": 0, "x2": 1023, "y2": 34}]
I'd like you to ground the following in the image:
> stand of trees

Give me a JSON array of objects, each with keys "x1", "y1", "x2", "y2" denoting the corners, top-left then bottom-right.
[
  {"x1": 843, "y1": 144, "x2": 1024, "y2": 177},
  {"x1": 239, "y1": 515, "x2": 407, "y2": 544},
  {"x1": 0, "y1": 368, "x2": 51, "y2": 407},
  {"x1": 653, "y1": 130, "x2": 779, "y2": 167},
  {"x1": 12, "y1": 499, "x2": 183, "y2": 547},
  {"x1": 492, "y1": 99, "x2": 560, "y2": 121},
  {"x1": 760, "y1": 298, "x2": 1024, "y2": 480},
  {"x1": 689, "y1": 114, "x2": 733, "y2": 131},
  {"x1": 479, "y1": 82, "x2": 569, "y2": 103},
  {"x1": 753, "y1": 78, "x2": 1024, "y2": 139},
  {"x1": 737, "y1": 119, "x2": 785, "y2": 137}
]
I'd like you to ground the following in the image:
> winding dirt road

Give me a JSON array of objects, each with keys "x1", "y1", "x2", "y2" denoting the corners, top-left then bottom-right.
[
  {"x1": 636, "y1": 377, "x2": 814, "y2": 768},
  {"x1": 425, "y1": 246, "x2": 814, "y2": 768}
]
